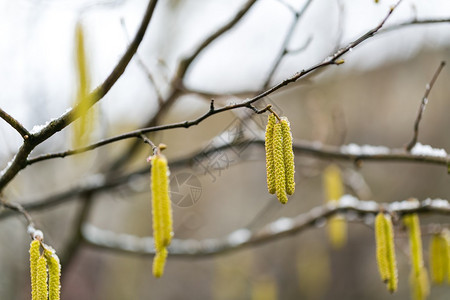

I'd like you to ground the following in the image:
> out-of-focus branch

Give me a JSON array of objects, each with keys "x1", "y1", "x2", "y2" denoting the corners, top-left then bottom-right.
[
  {"x1": 60, "y1": 194, "x2": 93, "y2": 272},
  {"x1": 2, "y1": 139, "x2": 447, "y2": 222},
  {"x1": 0, "y1": 197, "x2": 34, "y2": 228},
  {"x1": 81, "y1": 197, "x2": 450, "y2": 257},
  {"x1": 405, "y1": 61, "x2": 446, "y2": 151},
  {"x1": 0, "y1": 0, "x2": 159, "y2": 191},
  {"x1": 0, "y1": 108, "x2": 30, "y2": 139}
]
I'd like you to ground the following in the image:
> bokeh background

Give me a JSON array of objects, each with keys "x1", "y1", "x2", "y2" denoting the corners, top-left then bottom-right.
[{"x1": 0, "y1": 0, "x2": 449, "y2": 299}]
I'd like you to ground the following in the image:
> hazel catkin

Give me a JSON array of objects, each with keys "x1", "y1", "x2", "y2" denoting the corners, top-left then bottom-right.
[
  {"x1": 265, "y1": 114, "x2": 276, "y2": 194},
  {"x1": 151, "y1": 153, "x2": 173, "y2": 278},
  {"x1": 45, "y1": 249, "x2": 61, "y2": 300},
  {"x1": 273, "y1": 122, "x2": 288, "y2": 204},
  {"x1": 36, "y1": 256, "x2": 48, "y2": 300},
  {"x1": 404, "y1": 214, "x2": 429, "y2": 300},
  {"x1": 151, "y1": 154, "x2": 173, "y2": 251},
  {"x1": 153, "y1": 247, "x2": 168, "y2": 278},
  {"x1": 374, "y1": 212, "x2": 398, "y2": 293},
  {"x1": 281, "y1": 118, "x2": 295, "y2": 195},
  {"x1": 29, "y1": 240, "x2": 40, "y2": 300},
  {"x1": 429, "y1": 232, "x2": 449, "y2": 285}
]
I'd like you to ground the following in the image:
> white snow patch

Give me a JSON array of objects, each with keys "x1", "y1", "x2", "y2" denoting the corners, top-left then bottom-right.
[
  {"x1": 410, "y1": 143, "x2": 447, "y2": 158},
  {"x1": 227, "y1": 229, "x2": 251, "y2": 246},
  {"x1": 340, "y1": 143, "x2": 390, "y2": 155},
  {"x1": 30, "y1": 124, "x2": 46, "y2": 134},
  {"x1": 339, "y1": 194, "x2": 359, "y2": 207},
  {"x1": 428, "y1": 198, "x2": 449, "y2": 208},
  {"x1": 269, "y1": 217, "x2": 293, "y2": 234},
  {"x1": 389, "y1": 200, "x2": 420, "y2": 211},
  {"x1": 357, "y1": 200, "x2": 379, "y2": 211}
]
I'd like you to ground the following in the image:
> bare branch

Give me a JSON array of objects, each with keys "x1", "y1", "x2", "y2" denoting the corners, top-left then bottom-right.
[
  {"x1": 109, "y1": 0, "x2": 258, "y2": 171},
  {"x1": 0, "y1": 197, "x2": 39, "y2": 240},
  {"x1": 0, "y1": 0, "x2": 159, "y2": 191},
  {"x1": 81, "y1": 197, "x2": 450, "y2": 257},
  {"x1": 0, "y1": 108, "x2": 30, "y2": 138},
  {"x1": 405, "y1": 61, "x2": 446, "y2": 151}
]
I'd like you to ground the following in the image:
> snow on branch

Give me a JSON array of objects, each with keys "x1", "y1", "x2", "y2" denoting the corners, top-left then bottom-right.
[{"x1": 82, "y1": 197, "x2": 450, "y2": 257}]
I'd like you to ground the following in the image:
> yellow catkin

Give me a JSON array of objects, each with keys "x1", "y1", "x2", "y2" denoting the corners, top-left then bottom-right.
[
  {"x1": 273, "y1": 122, "x2": 288, "y2": 204},
  {"x1": 323, "y1": 164, "x2": 344, "y2": 202},
  {"x1": 323, "y1": 164, "x2": 346, "y2": 248},
  {"x1": 429, "y1": 234, "x2": 446, "y2": 284},
  {"x1": 444, "y1": 230, "x2": 450, "y2": 284},
  {"x1": 281, "y1": 118, "x2": 295, "y2": 195},
  {"x1": 153, "y1": 248, "x2": 168, "y2": 278},
  {"x1": 29, "y1": 240, "x2": 40, "y2": 300},
  {"x1": 265, "y1": 114, "x2": 276, "y2": 194},
  {"x1": 374, "y1": 212, "x2": 398, "y2": 293},
  {"x1": 45, "y1": 250, "x2": 61, "y2": 300},
  {"x1": 404, "y1": 214, "x2": 429, "y2": 300},
  {"x1": 36, "y1": 256, "x2": 48, "y2": 300},
  {"x1": 328, "y1": 215, "x2": 347, "y2": 249},
  {"x1": 151, "y1": 154, "x2": 173, "y2": 251},
  {"x1": 410, "y1": 268, "x2": 430, "y2": 300}
]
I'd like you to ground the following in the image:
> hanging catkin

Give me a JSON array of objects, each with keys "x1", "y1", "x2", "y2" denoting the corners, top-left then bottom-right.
[
  {"x1": 429, "y1": 232, "x2": 448, "y2": 284},
  {"x1": 151, "y1": 154, "x2": 173, "y2": 250},
  {"x1": 265, "y1": 114, "x2": 276, "y2": 194},
  {"x1": 36, "y1": 256, "x2": 48, "y2": 300},
  {"x1": 273, "y1": 122, "x2": 288, "y2": 204},
  {"x1": 153, "y1": 248, "x2": 168, "y2": 278},
  {"x1": 281, "y1": 118, "x2": 295, "y2": 195},
  {"x1": 151, "y1": 153, "x2": 173, "y2": 277},
  {"x1": 404, "y1": 214, "x2": 429, "y2": 300},
  {"x1": 374, "y1": 212, "x2": 398, "y2": 293},
  {"x1": 45, "y1": 249, "x2": 61, "y2": 300},
  {"x1": 29, "y1": 240, "x2": 40, "y2": 300},
  {"x1": 323, "y1": 164, "x2": 346, "y2": 249}
]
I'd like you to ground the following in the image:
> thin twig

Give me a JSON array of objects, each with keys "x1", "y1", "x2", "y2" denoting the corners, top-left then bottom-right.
[
  {"x1": 380, "y1": 18, "x2": 450, "y2": 34},
  {"x1": 139, "y1": 134, "x2": 157, "y2": 155},
  {"x1": 405, "y1": 61, "x2": 446, "y2": 151},
  {"x1": 108, "y1": 0, "x2": 258, "y2": 172},
  {"x1": 261, "y1": 0, "x2": 314, "y2": 90},
  {"x1": 120, "y1": 18, "x2": 164, "y2": 106},
  {"x1": 81, "y1": 197, "x2": 450, "y2": 257},
  {"x1": 0, "y1": 197, "x2": 34, "y2": 228},
  {"x1": 0, "y1": 108, "x2": 30, "y2": 139},
  {"x1": 24, "y1": 0, "x2": 404, "y2": 167}
]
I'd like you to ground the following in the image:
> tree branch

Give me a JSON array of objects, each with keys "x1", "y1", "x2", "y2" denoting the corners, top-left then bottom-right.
[
  {"x1": 405, "y1": 61, "x2": 446, "y2": 151},
  {"x1": 81, "y1": 197, "x2": 450, "y2": 257},
  {"x1": 0, "y1": 108, "x2": 30, "y2": 139},
  {"x1": 261, "y1": 0, "x2": 314, "y2": 90},
  {"x1": 0, "y1": 0, "x2": 159, "y2": 191},
  {"x1": 1, "y1": 139, "x2": 446, "y2": 222},
  {"x1": 108, "y1": 0, "x2": 258, "y2": 171}
]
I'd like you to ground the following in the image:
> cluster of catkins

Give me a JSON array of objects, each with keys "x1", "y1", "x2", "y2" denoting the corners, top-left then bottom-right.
[
  {"x1": 265, "y1": 113, "x2": 295, "y2": 204},
  {"x1": 374, "y1": 211, "x2": 450, "y2": 299},
  {"x1": 29, "y1": 238, "x2": 61, "y2": 300}
]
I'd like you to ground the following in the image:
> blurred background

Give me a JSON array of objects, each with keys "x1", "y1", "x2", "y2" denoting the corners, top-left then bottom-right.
[{"x1": 0, "y1": 0, "x2": 449, "y2": 299}]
